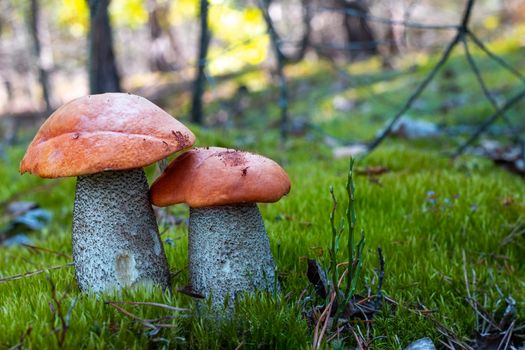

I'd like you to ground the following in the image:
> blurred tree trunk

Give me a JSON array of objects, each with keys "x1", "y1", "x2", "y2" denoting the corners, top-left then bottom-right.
[
  {"x1": 87, "y1": 0, "x2": 121, "y2": 94},
  {"x1": 28, "y1": 0, "x2": 53, "y2": 112},
  {"x1": 259, "y1": 0, "x2": 289, "y2": 142},
  {"x1": 0, "y1": 11, "x2": 4, "y2": 37},
  {"x1": 260, "y1": 0, "x2": 312, "y2": 64},
  {"x1": 148, "y1": 0, "x2": 180, "y2": 72},
  {"x1": 340, "y1": 0, "x2": 378, "y2": 59},
  {"x1": 384, "y1": 8, "x2": 400, "y2": 56},
  {"x1": 294, "y1": 0, "x2": 313, "y2": 63},
  {"x1": 191, "y1": 0, "x2": 210, "y2": 125}
]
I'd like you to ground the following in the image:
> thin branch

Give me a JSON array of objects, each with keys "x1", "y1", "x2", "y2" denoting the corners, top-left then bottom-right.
[
  {"x1": 47, "y1": 277, "x2": 75, "y2": 348},
  {"x1": 462, "y1": 37, "x2": 519, "y2": 133},
  {"x1": 234, "y1": 340, "x2": 246, "y2": 350},
  {"x1": 21, "y1": 244, "x2": 71, "y2": 259},
  {"x1": 459, "y1": 0, "x2": 476, "y2": 30},
  {"x1": 105, "y1": 300, "x2": 190, "y2": 313},
  {"x1": 7, "y1": 325, "x2": 32, "y2": 350},
  {"x1": 312, "y1": 290, "x2": 337, "y2": 349},
  {"x1": 467, "y1": 31, "x2": 525, "y2": 83},
  {"x1": 366, "y1": 31, "x2": 462, "y2": 153},
  {"x1": 414, "y1": 302, "x2": 474, "y2": 350},
  {"x1": 466, "y1": 298, "x2": 499, "y2": 330},
  {"x1": 463, "y1": 250, "x2": 480, "y2": 332},
  {"x1": 462, "y1": 36, "x2": 525, "y2": 157},
  {"x1": 366, "y1": 0, "x2": 475, "y2": 155},
  {"x1": 0, "y1": 263, "x2": 74, "y2": 283},
  {"x1": 106, "y1": 302, "x2": 160, "y2": 330},
  {"x1": 453, "y1": 86, "x2": 525, "y2": 157},
  {"x1": 375, "y1": 247, "x2": 385, "y2": 310},
  {"x1": 497, "y1": 320, "x2": 515, "y2": 350}
]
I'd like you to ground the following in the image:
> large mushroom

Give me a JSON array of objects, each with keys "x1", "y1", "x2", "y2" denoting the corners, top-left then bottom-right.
[
  {"x1": 20, "y1": 93, "x2": 195, "y2": 292},
  {"x1": 149, "y1": 147, "x2": 291, "y2": 306}
]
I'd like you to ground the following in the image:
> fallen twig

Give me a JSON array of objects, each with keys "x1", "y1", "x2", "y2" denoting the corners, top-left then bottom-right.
[
  {"x1": 7, "y1": 325, "x2": 32, "y2": 350},
  {"x1": 500, "y1": 221, "x2": 525, "y2": 248},
  {"x1": 21, "y1": 244, "x2": 71, "y2": 259},
  {"x1": 106, "y1": 302, "x2": 160, "y2": 330},
  {"x1": 463, "y1": 250, "x2": 478, "y2": 330},
  {"x1": 375, "y1": 247, "x2": 384, "y2": 310},
  {"x1": 453, "y1": 86, "x2": 525, "y2": 157},
  {"x1": 312, "y1": 290, "x2": 336, "y2": 349},
  {"x1": 366, "y1": 33, "x2": 462, "y2": 153},
  {"x1": 105, "y1": 300, "x2": 190, "y2": 333},
  {"x1": 467, "y1": 32, "x2": 525, "y2": 83},
  {"x1": 462, "y1": 36, "x2": 522, "y2": 140},
  {"x1": 366, "y1": 0, "x2": 475, "y2": 155},
  {"x1": 0, "y1": 263, "x2": 74, "y2": 284},
  {"x1": 47, "y1": 277, "x2": 77, "y2": 348},
  {"x1": 497, "y1": 320, "x2": 515, "y2": 350},
  {"x1": 105, "y1": 300, "x2": 190, "y2": 313},
  {"x1": 417, "y1": 302, "x2": 474, "y2": 350},
  {"x1": 234, "y1": 340, "x2": 245, "y2": 350}
]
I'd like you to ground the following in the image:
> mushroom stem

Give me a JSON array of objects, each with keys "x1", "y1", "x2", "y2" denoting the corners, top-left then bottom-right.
[
  {"x1": 72, "y1": 169, "x2": 170, "y2": 292},
  {"x1": 189, "y1": 204, "x2": 278, "y2": 306}
]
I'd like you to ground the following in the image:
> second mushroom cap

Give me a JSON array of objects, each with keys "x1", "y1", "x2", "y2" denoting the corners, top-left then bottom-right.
[{"x1": 150, "y1": 147, "x2": 291, "y2": 208}]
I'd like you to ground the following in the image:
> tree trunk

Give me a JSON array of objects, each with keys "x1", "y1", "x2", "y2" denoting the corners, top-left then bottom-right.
[
  {"x1": 294, "y1": 0, "x2": 313, "y2": 63},
  {"x1": 260, "y1": 0, "x2": 311, "y2": 64},
  {"x1": 148, "y1": 0, "x2": 180, "y2": 72},
  {"x1": 28, "y1": 0, "x2": 53, "y2": 112},
  {"x1": 340, "y1": 0, "x2": 378, "y2": 59},
  {"x1": 259, "y1": 0, "x2": 291, "y2": 143},
  {"x1": 87, "y1": 0, "x2": 121, "y2": 94},
  {"x1": 191, "y1": 0, "x2": 210, "y2": 125}
]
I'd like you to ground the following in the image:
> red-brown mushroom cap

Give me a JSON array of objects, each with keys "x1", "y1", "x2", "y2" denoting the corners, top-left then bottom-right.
[
  {"x1": 20, "y1": 93, "x2": 195, "y2": 178},
  {"x1": 150, "y1": 147, "x2": 291, "y2": 208}
]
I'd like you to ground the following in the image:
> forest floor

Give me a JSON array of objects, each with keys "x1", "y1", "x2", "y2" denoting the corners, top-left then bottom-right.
[{"x1": 1, "y1": 30, "x2": 524, "y2": 349}]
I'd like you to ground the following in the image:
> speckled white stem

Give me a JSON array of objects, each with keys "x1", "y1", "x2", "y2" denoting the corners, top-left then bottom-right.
[
  {"x1": 189, "y1": 204, "x2": 278, "y2": 306},
  {"x1": 72, "y1": 169, "x2": 170, "y2": 292}
]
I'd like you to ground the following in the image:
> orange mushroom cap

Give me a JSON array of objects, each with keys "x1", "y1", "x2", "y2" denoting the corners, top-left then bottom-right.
[
  {"x1": 149, "y1": 147, "x2": 291, "y2": 208},
  {"x1": 20, "y1": 93, "x2": 195, "y2": 178}
]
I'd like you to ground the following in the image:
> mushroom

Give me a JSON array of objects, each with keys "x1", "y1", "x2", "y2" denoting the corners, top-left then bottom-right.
[
  {"x1": 20, "y1": 93, "x2": 195, "y2": 292},
  {"x1": 149, "y1": 147, "x2": 291, "y2": 306}
]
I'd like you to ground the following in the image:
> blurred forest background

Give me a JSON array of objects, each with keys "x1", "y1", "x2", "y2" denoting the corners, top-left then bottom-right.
[{"x1": 1, "y1": 0, "x2": 525, "y2": 161}]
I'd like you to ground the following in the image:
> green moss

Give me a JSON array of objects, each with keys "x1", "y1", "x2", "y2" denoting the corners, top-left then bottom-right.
[
  {"x1": 1, "y1": 137, "x2": 523, "y2": 349},
  {"x1": 1, "y1": 38, "x2": 524, "y2": 348}
]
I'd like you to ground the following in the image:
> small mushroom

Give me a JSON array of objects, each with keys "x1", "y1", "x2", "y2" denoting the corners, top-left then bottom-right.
[
  {"x1": 20, "y1": 93, "x2": 195, "y2": 292},
  {"x1": 149, "y1": 147, "x2": 291, "y2": 306}
]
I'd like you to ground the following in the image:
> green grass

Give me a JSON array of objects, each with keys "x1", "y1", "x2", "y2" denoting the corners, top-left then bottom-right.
[
  {"x1": 1, "y1": 34, "x2": 525, "y2": 349},
  {"x1": 1, "y1": 137, "x2": 523, "y2": 349}
]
